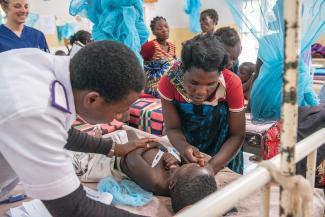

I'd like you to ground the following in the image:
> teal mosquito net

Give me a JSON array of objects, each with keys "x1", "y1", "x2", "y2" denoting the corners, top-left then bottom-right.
[
  {"x1": 226, "y1": 0, "x2": 325, "y2": 121},
  {"x1": 69, "y1": 0, "x2": 149, "y2": 63},
  {"x1": 184, "y1": 0, "x2": 201, "y2": 33}
]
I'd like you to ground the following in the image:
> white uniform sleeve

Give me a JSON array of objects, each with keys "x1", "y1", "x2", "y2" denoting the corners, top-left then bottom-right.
[{"x1": 0, "y1": 107, "x2": 80, "y2": 200}]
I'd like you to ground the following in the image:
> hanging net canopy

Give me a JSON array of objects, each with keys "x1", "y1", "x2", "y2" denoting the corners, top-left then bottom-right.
[
  {"x1": 226, "y1": 0, "x2": 325, "y2": 122},
  {"x1": 69, "y1": 0, "x2": 149, "y2": 63},
  {"x1": 184, "y1": 0, "x2": 202, "y2": 33}
]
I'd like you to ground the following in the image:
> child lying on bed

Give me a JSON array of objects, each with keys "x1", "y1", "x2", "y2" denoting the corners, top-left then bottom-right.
[
  {"x1": 110, "y1": 131, "x2": 217, "y2": 213},
  {"x1": 69, "y1": 128, "x2": 217, "y2": 213}
]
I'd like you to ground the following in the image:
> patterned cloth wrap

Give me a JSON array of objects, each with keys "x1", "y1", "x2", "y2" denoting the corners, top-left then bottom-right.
[
  {"x1": 72, "y1": 117, "x2": 124, "y2": 136},
  {"x1": 129, "y1": 98, "x2": 164, "y2": 136},
  {"x1": 143, "y1": 59, "x2": 175, "y2": 98}
]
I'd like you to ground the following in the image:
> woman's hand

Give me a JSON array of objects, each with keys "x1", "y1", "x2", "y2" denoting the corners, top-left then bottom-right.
[
  {"x1": 114, "y1": 138, "x2": 158, "y2": 157},
  {"x1": 181, "y1": 145, "x2": 205, "y2": 166}
]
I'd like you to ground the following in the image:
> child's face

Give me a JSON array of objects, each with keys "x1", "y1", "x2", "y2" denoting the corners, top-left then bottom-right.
[
  {"x1": 239, "y1": 65, "x2": 252, "y2": 82},
  {"x1": 225, "y1": 42, "x2": 242, "y2": 69}
]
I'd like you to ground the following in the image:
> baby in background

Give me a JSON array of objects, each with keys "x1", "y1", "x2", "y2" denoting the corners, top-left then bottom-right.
[{"x1": 239, "y1": 62, "x2": 255, "y2": 100}]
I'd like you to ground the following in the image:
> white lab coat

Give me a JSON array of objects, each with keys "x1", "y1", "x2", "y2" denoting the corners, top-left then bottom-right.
[{"x1": 0, "y1": 49, "x2": 80, "y2": 200}]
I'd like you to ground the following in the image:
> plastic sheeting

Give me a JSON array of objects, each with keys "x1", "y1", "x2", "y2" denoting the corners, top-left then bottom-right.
[
  {"x1": 226, "y1": 0, "x2": 325, "y2": 121},
  {"x1": 184, "y1": 0, "x2": 201, "y2": 33},
  {"x1": 69, "y1": 0, "x2": 149, "y2": 63}
]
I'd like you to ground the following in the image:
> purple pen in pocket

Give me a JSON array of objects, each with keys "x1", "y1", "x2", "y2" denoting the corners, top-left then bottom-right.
[{"x1": 0, "y1": 194, "x2": 27, "y2": 204}]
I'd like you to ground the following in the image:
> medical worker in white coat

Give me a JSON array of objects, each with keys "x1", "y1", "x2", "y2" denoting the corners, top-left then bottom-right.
[{"x1": 0, "y1": 41, "x2": 155, "y2": 217}]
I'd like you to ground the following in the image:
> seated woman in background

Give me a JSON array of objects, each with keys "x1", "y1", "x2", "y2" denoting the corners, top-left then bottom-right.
[
  {"x1": 140, "y1": 16, "x2": 176, "y2": 98},
  {"x1": 239, "y1": 62, "x2": 255, "y2": 100},
  {"x1": 68, "y1": 30, "x2": 92, "y2": 56},
  {"x1": 158, "y1": 34, "x2": 245, "y2": 174},
  {"x1": 0, "y1": 0, "x2": 49, "y2": 53},
  {"x1": 200, "y1": 9, "x2": 218, "y2": 35},
  {"x1": 215, "y1": 27, "x2": 242, "y2": 75}
]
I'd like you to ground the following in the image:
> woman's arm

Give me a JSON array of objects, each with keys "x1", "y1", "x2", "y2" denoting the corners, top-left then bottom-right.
[
  {"x1": 208, "y1": 111, "x2": 245, "y2": 174},
  {"x1": 161, "y1": 98, "x2": 203, "y2": 163}
]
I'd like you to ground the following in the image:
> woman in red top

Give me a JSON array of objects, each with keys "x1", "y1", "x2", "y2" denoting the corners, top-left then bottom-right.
[
  {"x1": 140, "y1": 16, "x2": 176, "y2": 97},
  {"x1": 158, "y1": 34, "x2": 245, "y2": 174}
]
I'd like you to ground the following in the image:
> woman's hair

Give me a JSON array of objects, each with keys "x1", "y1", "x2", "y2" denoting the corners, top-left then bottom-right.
[
  {"x1": 200, "y1": 9, "x2": 218, "y2": 24},
  {"x1": 214, "y1": 27, "x2": 240, "y2": 47},
  {"x1": 181, "y1": 34, "x2": 228, "y2": 73},
  {"x1": 0, "y1": 0, "x2": 9, "y2": 8},
  {"x1": 70, "y1": 41, "x2": 145, "y2": 103},
  {"x1": 70, "y1": 30, "x2": 92, "y2": 46},
  {"x1": 150, "y1": 16, "x2": 167, "y2": 32}
]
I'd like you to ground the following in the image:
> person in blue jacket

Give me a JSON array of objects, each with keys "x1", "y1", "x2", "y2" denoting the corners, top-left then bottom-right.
[{"x1": 0, "y1": 0, "x2": 49, "y2": 53}]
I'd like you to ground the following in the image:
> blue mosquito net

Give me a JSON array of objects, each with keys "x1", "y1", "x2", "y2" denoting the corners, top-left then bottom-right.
[
  {"x1": 226, "y1": 0, "x2": 325, "y2": 121},
  {"x1": 184, "y1": 0, "x2": 202, "y2": 33},
  {"x1": 0, "y1": 10, "x2": 3, "y2": 25},
  {"x1": 26, "y1": 13, "x2": 39, "y2": 27},
  {"x1": 69, "y1": 0, "x2": 149, "y2": 64}
]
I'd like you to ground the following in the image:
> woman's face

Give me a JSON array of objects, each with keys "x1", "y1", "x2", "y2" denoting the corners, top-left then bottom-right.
[
  {"x1": 225, "y1": 42, "x2": 242, "y2": 69},
  {"x1": 184, "y1": 67, "x2": 220, "y2": 105},
  {"x1": 4, "y1": 0, "x2": 29, "y2": 25},
  {"x1": 153, "y1": 19, "x2": 169, "y2": 41},
  {"x1": 200, "y1": 14, "x2": 216, "y2": 34}
]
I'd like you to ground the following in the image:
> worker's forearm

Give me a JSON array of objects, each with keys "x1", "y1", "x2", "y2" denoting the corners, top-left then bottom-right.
[
  {"x1": 42, "y1": 185, "x2": 148, "y2": 217},
  {"x1": 65, "y1": 127, "x2": 112, "y2": 155}
]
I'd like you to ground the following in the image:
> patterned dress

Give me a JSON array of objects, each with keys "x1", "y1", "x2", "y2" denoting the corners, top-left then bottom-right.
[
  {"x1": 158, "y1": 61, "x2": 245, "y2": 174},
  {"x1": 140, "y1": 40, "x2": 176, "y2": 97}
]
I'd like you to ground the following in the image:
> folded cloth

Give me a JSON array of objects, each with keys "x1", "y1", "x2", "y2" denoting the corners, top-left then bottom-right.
[
  {"x1": 70, "y1": 130, "x2": 128, "y2": 182},
  {"x1": 72, "y1": 117, "x2": 124, "y2": 136},
  {"x1": 129, "y1": 98, "x2": 164, "y2": 136}
]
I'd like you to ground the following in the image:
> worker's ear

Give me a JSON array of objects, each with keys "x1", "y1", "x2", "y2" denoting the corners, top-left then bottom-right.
[
  {"x1": 83, "y1": 91, "x2": 103, "y2": 108},
  {"x1": 169, "y1": 179, "x2": 176, "y2": 190}
]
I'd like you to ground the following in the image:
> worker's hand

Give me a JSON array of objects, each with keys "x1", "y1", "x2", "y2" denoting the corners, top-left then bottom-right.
[
  {"x1": 114, "y1": 138, "x2": 158, "y2": 157},
  {"x1": 180, "y1": 145, "x2": 205, "y2": 166},
  {"x1": 162, "y1": 153, "x2": 179, "y2": 170}
]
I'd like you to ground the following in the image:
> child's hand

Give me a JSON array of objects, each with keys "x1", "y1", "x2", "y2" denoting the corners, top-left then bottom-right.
[{"x1": 162, "y1": 153, "x2": 178, "y2": 170}]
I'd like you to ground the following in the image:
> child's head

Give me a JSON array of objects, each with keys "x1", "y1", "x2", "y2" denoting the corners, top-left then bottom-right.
[
  {"x1": 55, "y1": 50, "x2": 66, "y2": 56},
  {"x1": 70, "y1": 30, "x2": 92, "y2": 46},
  {"x1": 169, "y1": 163, "x2": 217, "y2": 213},
  {"x1": 150, "y1": 16, "x2": 169, "y2": 41},
  {"x1": 215, "y1": 27, "x2": 242, "y2": 69},
  {"x1": 181, "y1": 34, "x2": 228, "y2": 104},
  {"x1": 200, "y1": 9, "x2": 218, "y2": 34},
  {"x1": 239, "y1": 62, "x2": 255, "y2": 83}
]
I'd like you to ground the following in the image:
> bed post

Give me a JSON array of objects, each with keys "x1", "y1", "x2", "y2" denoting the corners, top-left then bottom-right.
[{"x1": 279, "y1": 0, "x2": 300, "y2": 216}]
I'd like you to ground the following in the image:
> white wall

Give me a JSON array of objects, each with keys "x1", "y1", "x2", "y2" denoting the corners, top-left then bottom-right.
[
  {"x1": 29, "y1": 0, "x2": 72, "y2": 19},
  {"x1": 144, "y1": 0, "x2": 235, "y2": 28}
]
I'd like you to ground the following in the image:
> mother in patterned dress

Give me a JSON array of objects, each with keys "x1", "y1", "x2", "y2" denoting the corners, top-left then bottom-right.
[
  {"x1": 140, "y1": 16, "x2": 176, "y2": 98},
  {"x1": 158, "y1": 34, "x2": 245, "y2": 174}
]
